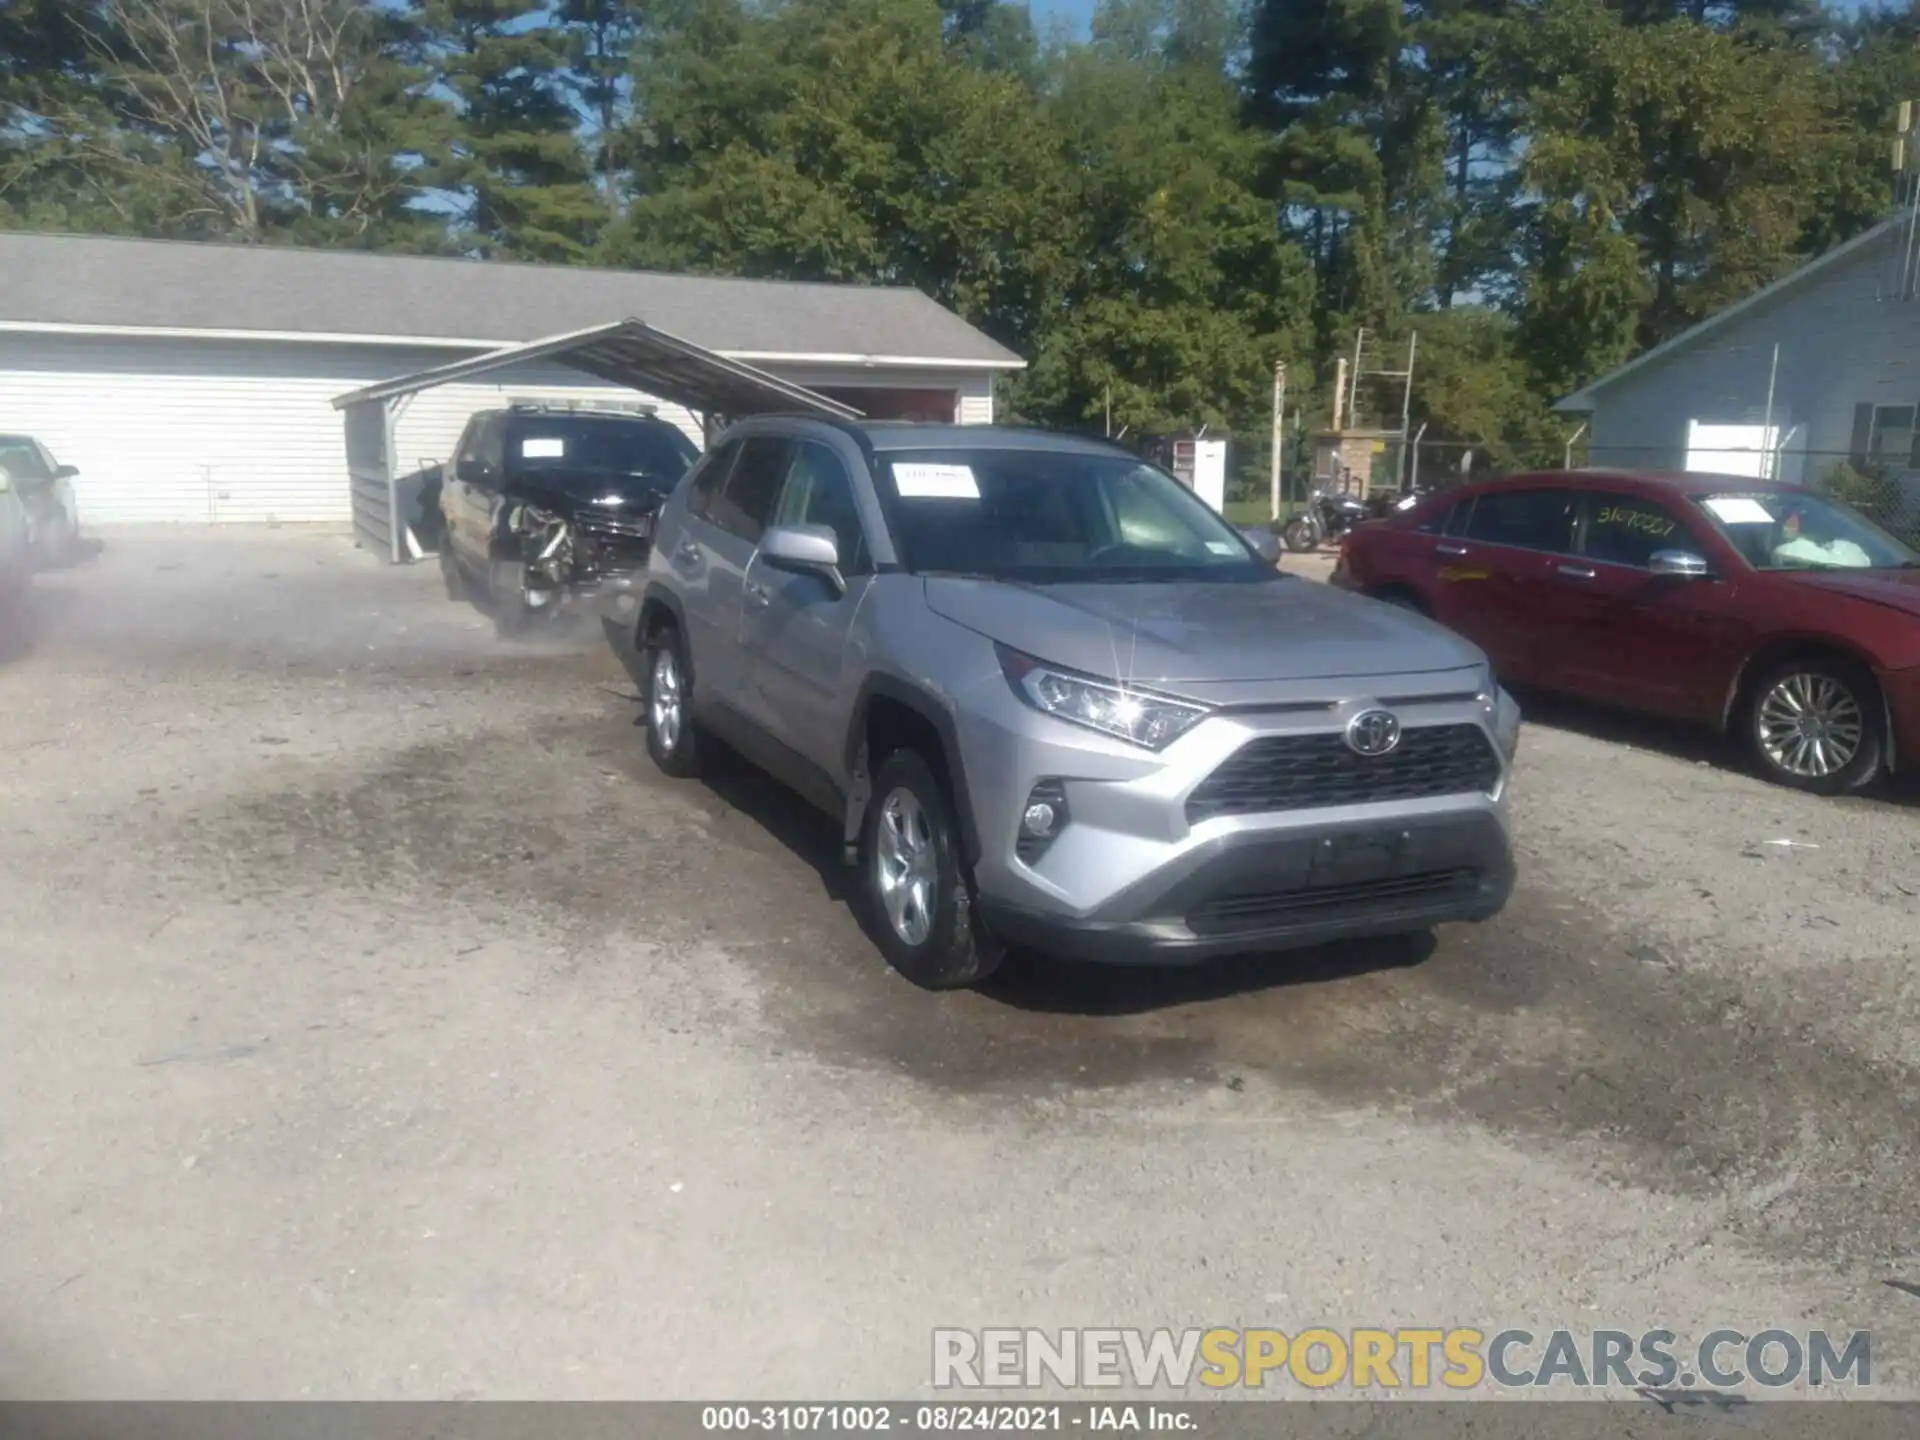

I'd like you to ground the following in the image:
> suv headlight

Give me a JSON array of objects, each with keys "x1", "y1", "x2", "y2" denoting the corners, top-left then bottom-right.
[{"x1": 997, "y1": 645, "x2": 1211, "y2": 750}]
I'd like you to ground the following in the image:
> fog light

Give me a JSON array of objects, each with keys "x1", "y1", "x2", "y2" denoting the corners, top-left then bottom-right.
[{"x1": 1016, "y1": 780, "x2": 1070, "y2": 865}]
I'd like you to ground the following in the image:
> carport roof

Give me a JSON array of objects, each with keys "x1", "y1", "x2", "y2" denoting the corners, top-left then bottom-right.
[
  {"x1": 330, "y1": 320, "x2": 865, "y2": 419},
  {"x1": 0, "y1": 230, "x2": 1025, "y2": 369}
]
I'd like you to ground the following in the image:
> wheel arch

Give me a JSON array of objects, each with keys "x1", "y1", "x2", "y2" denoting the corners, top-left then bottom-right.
[
  {"x1": 844, "y1": 674, "x2": 983, "y2": 868},
  {"x1": 637, "y1": 585, "x2": 690, "y2": 675},
  {"x1": 1722, "y1": 635, "x2": 1897, "y2": 771}
]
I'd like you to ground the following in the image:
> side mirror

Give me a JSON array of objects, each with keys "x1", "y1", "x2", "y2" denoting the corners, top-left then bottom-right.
[
  {"x1": 760, "y1": 524, "x2": 845, "y2": 595},
  {"x1": 455, "y1": 458, "x2": 485, "y2": 485},
  {"x1": 54, "y1": 464, "x2": 78, "y2": 480},
  {"x1": 1649, "y1": 549, "x2": 1711, "y2": 579}
]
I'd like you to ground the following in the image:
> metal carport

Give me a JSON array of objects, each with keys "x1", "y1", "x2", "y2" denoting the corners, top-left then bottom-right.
[{"x1": 332, "y1": 317, "x2": 864, "y2": 563}]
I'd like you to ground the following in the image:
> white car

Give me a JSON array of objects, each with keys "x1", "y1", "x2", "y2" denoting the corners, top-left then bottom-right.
[{"x1": 0, "y1": 460, "x2": 32, "y2": 608}]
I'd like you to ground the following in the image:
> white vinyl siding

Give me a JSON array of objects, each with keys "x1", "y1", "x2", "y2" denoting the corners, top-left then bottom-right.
[
  {"x1": 0, "y1": 336, "x2": 693, "y2": 526},
  {"x1": 0, "y1": 330, "x2": 1006, "y2": 527},
  {"x1": 958, "y1": 374, "x2": 994, "y2": 425}
]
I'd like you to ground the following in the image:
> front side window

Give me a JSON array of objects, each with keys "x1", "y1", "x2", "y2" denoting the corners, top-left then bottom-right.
[
  {"x1": 1694, "y1": 490, "x2": 1917, "y2": 572},
  {"x1": 1581, "y1": 492, "x2": 1692, "y2": 569},
  {"x1": 773, "y1": 442, "x2": 870, "y2": 574},
  {"x1": 1463, "y1": 488, "x2": 1577, "y2": 554},
  {"x1": 876, "y1": 447, "x2": 1267, "y2": 583}
]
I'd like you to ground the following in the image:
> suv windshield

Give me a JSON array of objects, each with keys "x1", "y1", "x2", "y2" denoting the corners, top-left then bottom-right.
[
  {"x1": 878, "y1": 447, "x2": 1267, "y2": 583},
  {"x1": 506, "y1": 416, "x2": 699, "y2": 491},
  {"x1": 1693, "y1": 490, "x2": 1918, "y2": 572}
]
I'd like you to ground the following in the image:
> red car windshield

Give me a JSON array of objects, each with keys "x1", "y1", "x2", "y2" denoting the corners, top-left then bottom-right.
[{"x1": 1692, "y1": 491, "x2": 1919, "y2": 572}]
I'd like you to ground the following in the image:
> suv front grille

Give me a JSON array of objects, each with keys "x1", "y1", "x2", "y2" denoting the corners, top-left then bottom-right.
[
  {"x1": 1187, "y1": 869, "x2": 1480, "y2": 937},
  {"x1": 1186, "y1": 724, "x2": 1500, "y2": 822}
]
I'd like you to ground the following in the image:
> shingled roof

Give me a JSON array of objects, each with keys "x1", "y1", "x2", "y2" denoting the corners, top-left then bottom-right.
[{"x1": 0, "y1": 230, "x2": 1024, "y2": 368}]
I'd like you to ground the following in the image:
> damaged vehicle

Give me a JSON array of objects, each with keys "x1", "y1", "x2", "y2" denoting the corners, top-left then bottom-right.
[{"x1": 438, "y1": 401, "x2": 701, "y2": 636}]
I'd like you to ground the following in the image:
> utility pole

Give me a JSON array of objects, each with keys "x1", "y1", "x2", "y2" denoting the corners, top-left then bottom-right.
[
  {"x1": 1761, "y1": 342, "x2": 1780, "y2": 480},
  {"x1": 1269, "y1": 362, "x2": 1286, "y2": 521}
]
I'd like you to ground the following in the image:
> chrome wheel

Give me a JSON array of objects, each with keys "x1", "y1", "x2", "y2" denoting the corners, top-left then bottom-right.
[
  {"x1": 874, "y1": 786, "x2": 937, "y2": 948},
  {"x1": 650, "y1": 647, "x2": 684, "y2": 754},
  {"x1": 1756, "y1": 671, "x2": 1863, "y2": 779}
]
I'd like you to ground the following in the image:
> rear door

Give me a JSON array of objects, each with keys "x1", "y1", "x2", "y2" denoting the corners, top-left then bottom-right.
[
  {"x1": 739, "y1": 439, "x2": 875, "y2": 774},
  {"x1": 1557, "y1": 488, "x2": 1756, "y2": 720},
  {"x1": 1430, "y1": 486, "x2": 1582, "y2": 684},
  {"x1": 677, "y1": 434, "x2": 792, "y2": 710}
]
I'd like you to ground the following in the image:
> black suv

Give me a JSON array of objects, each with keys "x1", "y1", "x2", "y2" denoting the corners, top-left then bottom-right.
[{"x1": 439, "y1": 402, "x2": 701, "y2": 634}]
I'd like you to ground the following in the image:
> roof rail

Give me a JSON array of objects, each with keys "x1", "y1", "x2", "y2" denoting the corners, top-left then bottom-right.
[{"x1": 505, "y1": 396, "x2": 660, "y2": 418}]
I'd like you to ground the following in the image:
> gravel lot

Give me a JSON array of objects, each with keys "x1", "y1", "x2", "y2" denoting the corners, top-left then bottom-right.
[{"x1": 2, "y1": 528, "x2": 1917, "y2": 1402}]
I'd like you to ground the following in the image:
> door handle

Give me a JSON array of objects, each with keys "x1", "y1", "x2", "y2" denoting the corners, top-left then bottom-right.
[
  {"x1": 744, "y1": 580, "x2": 770, "y2": 608},
  {"x1": 674, "y1": 539, "x2": 701, "y2": 567},
  {"x1": 1435, "y1": 542, "x2": 1468, "y2": 557},
  {"x1": 1556, "y1": 562, "x2": 1595, "y2": 580}
]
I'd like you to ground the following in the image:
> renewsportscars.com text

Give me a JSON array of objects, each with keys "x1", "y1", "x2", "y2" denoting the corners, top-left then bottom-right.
[{"x1": 931, "y1": 1327, "x2": 1872, "y2": 1392}]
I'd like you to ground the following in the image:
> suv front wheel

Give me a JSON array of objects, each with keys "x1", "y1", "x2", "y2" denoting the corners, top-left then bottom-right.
[
  {"x1": 862, "y1": 750, "x2": 1004, "y2": 990},
  {"x1": 644, "y1": 624, "x2": 701, "y2": 778}
]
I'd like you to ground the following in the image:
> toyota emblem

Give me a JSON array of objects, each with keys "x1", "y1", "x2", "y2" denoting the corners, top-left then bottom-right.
[{"x1": 1345, "y1": 709, "x2": 1402, "y2": 757}]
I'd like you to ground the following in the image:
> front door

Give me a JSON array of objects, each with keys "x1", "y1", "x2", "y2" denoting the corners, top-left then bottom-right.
[
  {"x1": 739, "y1": 439, "x2": 875, "y2": 773},
  {"x1": 1555, "y1": 489, "x2": 1755, "y2": 721},
  {"x1": 1429, "y1": 486, "x2": 1582, "y2": 685}
]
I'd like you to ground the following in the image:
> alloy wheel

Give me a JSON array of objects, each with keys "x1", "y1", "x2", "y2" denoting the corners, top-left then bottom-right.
[
  {"x1": 650, "y1": 647, "x2": 683, "y2": 754},
  {"x1": 874, "y1": 787, "x2": 937, "y2": 948},
  {"x1": 1756, "y1": 671, "x2": 1863, "y2": 780}
]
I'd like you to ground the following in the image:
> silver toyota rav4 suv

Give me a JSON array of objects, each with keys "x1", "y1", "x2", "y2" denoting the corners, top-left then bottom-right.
[{"x1": 610, "y1": 419, "x2": 1520, "y2": 989}]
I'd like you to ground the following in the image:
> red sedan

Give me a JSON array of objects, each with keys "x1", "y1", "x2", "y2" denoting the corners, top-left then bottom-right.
[{"x1": 1330, "y1": 470, "x2": 1920, "y2": 794}]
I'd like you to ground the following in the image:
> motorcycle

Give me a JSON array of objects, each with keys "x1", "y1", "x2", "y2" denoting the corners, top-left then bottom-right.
[{"x1": 1282, "y1": 487, "x2": 1370, "y2": 553}]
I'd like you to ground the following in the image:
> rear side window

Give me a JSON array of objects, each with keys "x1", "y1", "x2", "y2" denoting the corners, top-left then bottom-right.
[
  {"x1": 686, "y1": 440, "x2": 740, "y2": 521},
  {"x1": 707, "y1": 436, "x2": 792, "y2": 543},
  {"x1": 1463, "y1": 488, "x2": 1577, "y2": 553},
  {"x1": 1581, "y1": 491, "x2": 1688, "y2": 569}
]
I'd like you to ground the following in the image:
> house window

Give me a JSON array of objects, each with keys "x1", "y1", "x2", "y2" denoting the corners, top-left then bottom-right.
[{"x1": 1847, "y1": 403, "x2": 1920, "y2": 468}]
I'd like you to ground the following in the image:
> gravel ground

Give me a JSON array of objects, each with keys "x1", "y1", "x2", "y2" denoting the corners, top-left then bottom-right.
[{"x1": 1, "y1": 527, "x2": 1917, "y2": 1403}]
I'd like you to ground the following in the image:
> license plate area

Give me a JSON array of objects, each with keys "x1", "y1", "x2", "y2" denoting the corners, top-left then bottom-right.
[{"x1": 1308, "y1": 828, "x2": 1418, "y2": 887}]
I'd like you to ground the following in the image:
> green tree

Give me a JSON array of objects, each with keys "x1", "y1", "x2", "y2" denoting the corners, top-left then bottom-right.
[
  {"x1": 611, "y1": 0, "x2": 1074, "y2": 350},
  {"x1": 417, "y1": 0, "x2": 604, "y2": 259},
  {"x1": 3, "y1": 0, "x2": 448, "y2": 244},
  {"x1": 1014, "y1": 0, "x2": 1315, "y2": 438}
]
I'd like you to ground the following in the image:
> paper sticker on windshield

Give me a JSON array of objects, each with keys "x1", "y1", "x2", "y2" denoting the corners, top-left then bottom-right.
[
  {"x1": 521, "y1": 437, "x2": 566, "y2": 459},
  {"x1": 1703, "y1": 496, "x2": 1773, "y2": 525},
  {"x1": 1206, "y1": 541, "x2": 1239, "y2": 555},
  {"x1": 894, "y1": 463, "x2": 979, "y2": 499}
]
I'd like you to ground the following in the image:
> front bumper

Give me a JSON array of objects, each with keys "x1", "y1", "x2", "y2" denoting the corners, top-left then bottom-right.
[
  {"x1": 979, "y1": 808, "x2": 1513, "y2": 964},
  {"x1": 953, "y1": 664, "x2": 1520, "y2": 965}
]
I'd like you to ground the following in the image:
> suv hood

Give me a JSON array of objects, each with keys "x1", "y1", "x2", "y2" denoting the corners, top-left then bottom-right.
[
  {"x1": 1785, "y1": 567, "x2": 1920, "y2": 620},
  {"x1": 923, "y1": 575, "x2": 1484, "y2": 684}
]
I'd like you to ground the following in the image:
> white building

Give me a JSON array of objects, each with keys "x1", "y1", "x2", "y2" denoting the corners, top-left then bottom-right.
[
  {"x1": 0, "y1": 231, "x2": 1023, "y2": 530},
  {"x1": 1555, "y1": 216, "x2": 1920, "y2": 491}
]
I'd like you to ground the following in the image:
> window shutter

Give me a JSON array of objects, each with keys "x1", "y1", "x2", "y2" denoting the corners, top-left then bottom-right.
[{"x1": 1848, "y1": 403, "x2": 1874, "y2": 466}]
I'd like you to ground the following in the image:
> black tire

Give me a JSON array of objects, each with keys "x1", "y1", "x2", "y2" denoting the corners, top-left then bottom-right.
[
  {"x1": 1373, "y1": 588, "x2": 1429, "y2": 617},
  {"x1": 1282, "y1": 517, "x2": 1319, "y2": 553},
  {"x1": 438, "y1": 542, "x2": 468, "y2": 600},
  {"x1": 488, "y1": 561, "x2": 536, "y2": 639},
  {"x1": 38, "y1": 511, "x2": 76, "y2": 569},
  {"x1": 642, "y1": 622, "x2": 701, "y2": 778},
  {"x1": 860, "y1": 749, "x2": 1004, "y2": 991},
  {"x1": 1743, "y1": 655, "x2": 1885, "y2": 795}
]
